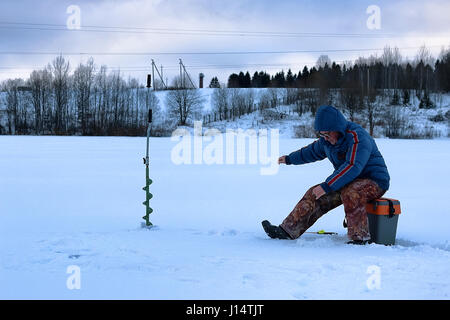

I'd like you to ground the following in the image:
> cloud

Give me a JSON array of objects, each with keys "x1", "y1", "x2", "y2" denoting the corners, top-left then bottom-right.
[{"x1": 0, "y1": 0, "x2": 449, "y2": 83}]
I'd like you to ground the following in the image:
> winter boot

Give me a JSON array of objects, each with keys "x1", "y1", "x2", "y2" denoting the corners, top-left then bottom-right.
[{"x1": 262, "y1": 220, "x2": 292, "y2": 240}]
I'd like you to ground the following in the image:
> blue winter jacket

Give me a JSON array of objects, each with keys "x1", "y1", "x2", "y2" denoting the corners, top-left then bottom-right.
[{"x1": 286, "y1": 105, "x2": 390, "y2": 194}]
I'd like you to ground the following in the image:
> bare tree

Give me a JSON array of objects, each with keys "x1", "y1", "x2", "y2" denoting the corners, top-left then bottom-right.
[
  {"x1": 243, "y1": 88, "x2": 255, "y2": 114},
  {"x1": 73, "y1": 58, "x2": 95, "y2": 134},
  {"x1": 284, "y1": 88, "x2": 299, "y2": 106},
  {"x1": 166, "y1": 76, "x2": 205, "y2": 125},
  {"x1": 415, "y1": 45, "x2": 434, "y2": 67},
  {"x1": 258, "y1": 90, "x2": 271, "y2": 111},
  {"x1": 51, "y1": 55, "x2": 70, "y2": 133},
  {"x1": 267, "y1": 88, "x2": 279, "y2": 108},
  {"x1": 93, "y1": 65, "x2": 109, "y2": 132},
  {"x1": 211, "y1": 87, "x2": 229, "y2": 120},
  {"x1": 3, "y1": 79, "x2": 18, "y2": 134},
  {"x1": 28, "y1": 68, "x2": 52, "y2": 134},
  {"x1": 229, "y1": 88, "x2": 244, "y2": 119},
  {"x1": 144, "y1": 87, "x2": 161, "y2": 124},
  {"x1": 109, "y1": 70, "x2": 127, "y2": 128},
  {"x1": 381, "y1": 46, "x2": 402, "y2": 93},
  {"x1": 415, "y1": 45, "x2": 435, "y2": 93},
  {"x1": 316, "y1": 55, "x2": 332, "y2": 69},
  {"x1": 128, "y1": 77, "x2": 140, "y2": 127},
  {"x1": 340, "y1": 82, "x2": 360, "y2": 122},
  {"x1": 28, "y1": 71, "x2": 43, "y2": 134},
  {"x1": 40, "y1": 68, "x2": 53, "y2": 133}
]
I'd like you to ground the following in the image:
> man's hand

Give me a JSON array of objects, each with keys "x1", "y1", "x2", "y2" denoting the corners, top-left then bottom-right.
[
  {"x1": 278, "y1": 156, "x2": 287, "y2": 165},
  {"x1": 312, "y1": 185, "x2": 326, "y2": 200}
]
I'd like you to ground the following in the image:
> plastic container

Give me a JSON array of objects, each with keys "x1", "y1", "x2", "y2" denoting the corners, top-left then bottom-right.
[{"x1": 366, "y1": 198, "x2": 401, "y2": 245}]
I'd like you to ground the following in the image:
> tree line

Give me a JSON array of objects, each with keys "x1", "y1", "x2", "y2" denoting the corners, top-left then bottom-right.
[
  {"x1": 1, "y1": 45, "x2": 449, "y2": 136},
  {"x1": 0, "y1": 56, "x2": 161, "y2": 135},
  {"x1": 227, "y1": 46, "x2": 450, "y2": 94}
]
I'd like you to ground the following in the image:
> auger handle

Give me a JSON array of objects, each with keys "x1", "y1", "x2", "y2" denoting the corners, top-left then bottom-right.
[{"x1": 148, "y1": 109, "x2": 152, "y2": 123}]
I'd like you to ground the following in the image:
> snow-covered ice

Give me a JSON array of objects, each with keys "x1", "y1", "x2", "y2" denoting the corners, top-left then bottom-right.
[{"x1": 0, "y1": 135, "x2": 449, "y2": 299}]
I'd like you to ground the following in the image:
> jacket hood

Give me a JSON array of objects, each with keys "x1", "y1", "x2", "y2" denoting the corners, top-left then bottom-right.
[{"x1": 314, "y1": 105, "x2": 348, "y2": 134}]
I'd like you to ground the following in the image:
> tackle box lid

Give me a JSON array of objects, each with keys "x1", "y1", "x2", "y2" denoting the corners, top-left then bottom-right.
[{"x1": 366, "y1": 198, "x2": 401, "y2": 215}]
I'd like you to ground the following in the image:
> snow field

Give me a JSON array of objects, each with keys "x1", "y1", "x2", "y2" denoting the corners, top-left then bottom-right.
[{"x1": 0, "y1": 135, "x2": 449, "y2": 299}]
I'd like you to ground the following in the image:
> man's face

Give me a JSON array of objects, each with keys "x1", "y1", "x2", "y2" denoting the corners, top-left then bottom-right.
[{"x1": 319, "y1": 131, "x2": 339, "y2": 145}]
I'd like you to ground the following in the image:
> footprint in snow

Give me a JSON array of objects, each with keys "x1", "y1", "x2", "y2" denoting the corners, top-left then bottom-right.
[{"x1": 221, "y1": 229, "x2": 238, "y2": 236}]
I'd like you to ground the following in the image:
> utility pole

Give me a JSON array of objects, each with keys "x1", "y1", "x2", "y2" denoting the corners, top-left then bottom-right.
[
  {"x1": 179, "y1": 59, "x2": 183, "y2": 88},
  {"x1": 151, "y1": 61, "x2": 155, "y2": 91},
  {"x1": 151, "y1": 59, "x2": 167, "y2": 90},
  {"x1": 179, "y1": 59, "x2": 196, "y2": 89}
]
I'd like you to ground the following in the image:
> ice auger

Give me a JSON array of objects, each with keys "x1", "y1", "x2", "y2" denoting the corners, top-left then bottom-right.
[{"x1": 142, "y1": 109, "x2": 153, "y2": 227}]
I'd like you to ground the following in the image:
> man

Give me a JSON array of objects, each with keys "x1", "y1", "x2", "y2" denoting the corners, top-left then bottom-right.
[{"x1": 262, "y1": 105, "x2": 390, "y2": 244}]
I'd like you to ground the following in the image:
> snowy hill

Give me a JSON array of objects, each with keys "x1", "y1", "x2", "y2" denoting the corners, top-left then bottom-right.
[
  {"x1": 152, "y1": 88, "x2": 450, "y2": 139},
  {"x1": 0, "y1": 87, "x2": 449, "y2": 138}
]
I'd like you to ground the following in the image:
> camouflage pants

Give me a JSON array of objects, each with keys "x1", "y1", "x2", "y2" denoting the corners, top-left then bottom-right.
[{"x1": 280, "y1": 179, "x2": 385, "y2": 241}]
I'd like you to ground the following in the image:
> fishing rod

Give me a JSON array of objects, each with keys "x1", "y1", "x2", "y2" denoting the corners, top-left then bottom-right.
[{"x1": 304, "y1": 230, "x2": 338, "y2": 235}]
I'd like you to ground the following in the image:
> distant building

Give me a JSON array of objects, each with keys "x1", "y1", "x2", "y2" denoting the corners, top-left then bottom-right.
[{"x1": 199, "y1": 73, "x2": 204, "y2": 89}]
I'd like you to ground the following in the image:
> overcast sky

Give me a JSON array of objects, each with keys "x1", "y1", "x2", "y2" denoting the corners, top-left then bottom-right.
[{"x1": 0, "y1": 0, "x2": 449, "y2": 85}]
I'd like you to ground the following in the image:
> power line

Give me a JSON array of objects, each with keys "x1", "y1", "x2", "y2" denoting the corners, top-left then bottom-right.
[
  {"x1": 0, "y1": 57, "x2": 419, "y2": 73},
  {"x1": 0, "y1": 62, "x2": 316, "y2": 70},
  {"x1": 0, "y1": 45, "x2": 445, "y2": 56},
  {"x1": 0, "y1": 21, "x2": 449, "y2": 39},
  {"x1": 0, "y1": 50, "x2": 445, "y2": 74}
]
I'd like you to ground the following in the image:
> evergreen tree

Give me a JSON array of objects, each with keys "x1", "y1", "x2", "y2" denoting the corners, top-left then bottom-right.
[
  {"x1": 286, "y1": 69, "x2": 295, "y2": 87},
  {"x1": 419, "y1": 91, "x2": 434, "y2": 109},
  {"x1": 301, "y1": 66, "x2": 310, "y2": 87},
  {"x1": 209, "y1": 77, "x2": 220, "y2": 88},
  {"x1": 251, "y1": 71, "x2": 260, "y2": 87},
  {"x1": 272, "y1": 70, "x2": 286, "y2": 87},
  {"x1": 259, "y1": 71, "x2": 271, "y2": 87},
  {"x1": 309, "y1": 67, "x2": 318, "y2": 87},
  {"x1": 443, "y1": 52, "x2": 450, "y2": 92},
  {"x1": 296, "y1": 70, "x2": 303, "y2": 87},
  {"x1": 238, "y1": 72, "x2": 246, "y2": 87},
  {"x1": 391, "y1": 90, "x2": 400, "y2": 105},
  {"x1": 403, "y1": 63, "x2": 414, "y2": 90},
  {"x1": 435, "y1": 52, "x2": 450, "y2": 92},
  {"x1": 331, "y1": 62, "x2": 342, "y2": 88},
  {"x1": 243, "y1": 71, "x2": 251, "y2": 88},
  {"x1": 227, "y1": 73, "x2": 240, "y2": 88},
  {"x1": 402, "y1": 89, "x2": 410, "y2": 105}
]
